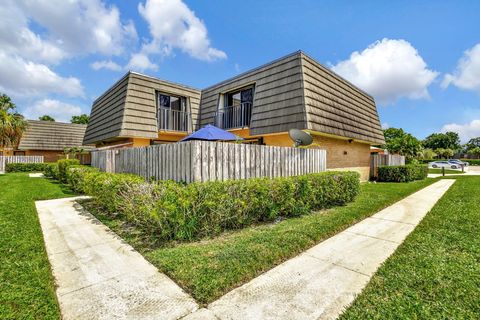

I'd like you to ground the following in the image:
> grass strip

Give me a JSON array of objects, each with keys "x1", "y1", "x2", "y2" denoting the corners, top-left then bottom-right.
[
  {"x1": 89, "y1": 178, "x2": 436, "y2": 304},
  {"x1": 340, "y1": 176, "x2": 480, "y2": 319},
  {"x1": 0, "y1": 173, "x2": 75, "y2": 319},
  {"x1": 428, "y1": 168, "x2": 464, "y2": 174}
]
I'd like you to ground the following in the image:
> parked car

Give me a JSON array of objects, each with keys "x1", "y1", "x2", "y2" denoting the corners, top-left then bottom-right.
[
  {"x1": 429, "y1": 161, "x2": 462, "y2": 169},
  {"x1": 448, "y1": 159, "x2": 468, "y2": 167}
]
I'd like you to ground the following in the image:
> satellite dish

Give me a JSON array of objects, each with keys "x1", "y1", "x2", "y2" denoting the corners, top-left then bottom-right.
[{"x1": 288, "y1": 129, "x2": 313, "y2": 147}]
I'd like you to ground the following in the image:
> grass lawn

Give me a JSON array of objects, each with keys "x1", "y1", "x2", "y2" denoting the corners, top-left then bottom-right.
[
  {"x1": 88, "y1": 178, "x2": 436, "y2": 305},
  {"x1": 0, "y1": 173, "x2": 75, "y2": 319},
  {"x1": 340, "y1": 176, "x2": 480, "y2": 319},
  {"x1": 428, "y1": 168, "x2": 464, "y2": 174}
]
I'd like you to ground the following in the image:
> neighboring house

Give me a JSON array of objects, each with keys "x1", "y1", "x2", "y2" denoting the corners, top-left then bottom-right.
[
  {"x1": 3, "y1": 120, "x2": 93, "y2": 162},
  {"x1": 370, "y1": 146, "x2": 386, "y2": 154},
  {"x1": 84, "y1": 51, "x2": 385, "y2": 180}
]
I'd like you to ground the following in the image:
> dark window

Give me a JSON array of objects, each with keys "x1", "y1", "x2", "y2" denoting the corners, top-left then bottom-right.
[
  {"x1": 225, "y1": 87, "x2": 254, "y2": 108},
  {"x1": 156, "y1": 92, "x2": 189, "y2": 131},
  {"x1": 216, "y1": 86, "x2": 254, "y2": 129},
  {"x1": 157, "y1": 93, "x2": 186, "y2": 111}
]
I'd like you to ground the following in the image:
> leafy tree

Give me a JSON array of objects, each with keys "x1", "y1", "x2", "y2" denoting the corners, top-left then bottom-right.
[
  {"x1": 71, "y1": 114, "x2": 89, "y2": 124},
  {"x1": 0, "y1": 93, "x2": 28, "y2": 148},
  {"x1": 467, "y1": 147, "x2": 480, "y2": 158},
  {"x1": 63, "y1": 146, "x2": 85, "y2": 159},
  {"x1": 39, "y1": 115, "x2": 55, "y2": 121},
  {"x1": 435, "y1": 148, "x2": 454, "y2": 159},
  {"x1": 420, "y1": 148, "x2": 437, "y2": 160},
  {"x1": 382, "y1": 127, "x2": 422, "y2": 161},
  {"x1": 464, "y1": 137, "x2": 480, "y2": 151},
  {"x1": 423, "y1": 132, "x2": 461, "y2": 151}
]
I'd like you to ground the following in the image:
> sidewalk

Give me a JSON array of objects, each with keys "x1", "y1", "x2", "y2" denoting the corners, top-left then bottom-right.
[
  {"x1": 36, "y1": 197, "x2": 198, "y2": 320},
  {"x1": 202, "y1": 179, "x2": 455, "y2": 320}
]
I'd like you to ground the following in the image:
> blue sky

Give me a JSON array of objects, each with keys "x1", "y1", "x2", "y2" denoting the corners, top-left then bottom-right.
[{"x1": 1, "y1": 0, "x2": 479, "y2": 142}]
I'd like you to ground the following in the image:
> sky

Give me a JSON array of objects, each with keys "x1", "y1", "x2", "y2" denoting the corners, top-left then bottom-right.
[{"x1": 1, "y1": 0, "x2": 479, "y2": 143}]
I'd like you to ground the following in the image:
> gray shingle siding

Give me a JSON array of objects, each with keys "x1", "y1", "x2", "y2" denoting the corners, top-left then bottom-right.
[{"x1": 84, "y1": 51, "x2": 385, "y2": 145}]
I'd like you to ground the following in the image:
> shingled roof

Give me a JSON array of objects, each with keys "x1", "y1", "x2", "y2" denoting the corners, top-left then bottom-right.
[
  {"x1": 18, "y1": 120, "x2": 93, "y2": 151},
  {"x1": 85, "y1": 51, "x2": 385, "y2": 145}
]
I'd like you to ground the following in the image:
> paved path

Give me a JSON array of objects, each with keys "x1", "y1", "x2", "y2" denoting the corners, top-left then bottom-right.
[
  {"x1": 197, "y1": 179, "x2": 455, "y2": 320},
  {"x1": 428, "y1": 166, "x2": 480, "y2": 178},
  {"x1": 29, "y1": 172, "x2": 44, "y2": 177},
  {"x1": 36, "y1": 197, "x2": 198, "y2": 320}
]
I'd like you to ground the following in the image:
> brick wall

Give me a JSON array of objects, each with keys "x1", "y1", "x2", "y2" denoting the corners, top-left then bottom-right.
[
  {"x1": 25, "y1": 150, "x2": 63, "y2": 162},
  {"x1": 262, "y1": 132, "x2": 371, "y2": 180}
]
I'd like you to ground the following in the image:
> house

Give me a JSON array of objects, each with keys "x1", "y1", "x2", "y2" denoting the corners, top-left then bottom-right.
[
  {"x1": 84, "y1": 51, "x2": 385, "y2": 180},
  {"x1": 2, "y1": 120, "x2": 93, "y2": 162}
]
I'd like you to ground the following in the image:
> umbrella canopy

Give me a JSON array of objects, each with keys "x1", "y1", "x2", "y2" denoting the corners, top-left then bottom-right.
[{"x1": 180, "y1": 124, "x2": 243, "y2": 142}]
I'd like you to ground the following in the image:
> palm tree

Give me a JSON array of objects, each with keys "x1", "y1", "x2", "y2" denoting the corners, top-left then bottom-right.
[{"x1": 0, "y1": 94, "x2": 28, "y2": 149}]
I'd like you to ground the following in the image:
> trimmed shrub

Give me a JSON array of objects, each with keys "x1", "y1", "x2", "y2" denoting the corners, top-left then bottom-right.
[
  {"x1": 66, "y1": 165, "x2": 99, "y2": 193},
  {"x1": 377, "y1": 165, "x2": 428, "y2": 182},
  {"x1": 69, "y1": 168, "x2": 360, "y2": 241},
  {"x1": 5, "y1": 162, "x2": 48, "y2": 172},
  {"x1": 43, "y1": 163, "x2": 59, "y2": 179},
  {"x1": 461, "y1": 159, "x2": 480, "y2": 166},
  {"x1": 57, "y1": 159, "x2": 80, "y2": 182},
  {"x1": 82, "y1": 171, "x2": 145, "y2": 213}
]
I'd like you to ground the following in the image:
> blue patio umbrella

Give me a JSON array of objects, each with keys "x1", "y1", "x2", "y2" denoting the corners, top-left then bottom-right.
[{"x1": 180, "y1": 124, "x2": 243, "y2": 142}]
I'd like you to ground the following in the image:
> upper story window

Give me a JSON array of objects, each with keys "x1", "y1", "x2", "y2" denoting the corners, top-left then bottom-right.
[
  {"x1": 215, "y1": 86, "x2": 254, "y2": 129},
  {"x1": 156, "y1": 92, "x2": 190, "y2": 132},
  {"x1": 225, "y1": 86, "x2": 254, "y2": 108},
  {"x1": 157, "y1": 93, "x2": 186, "y2": 111}
]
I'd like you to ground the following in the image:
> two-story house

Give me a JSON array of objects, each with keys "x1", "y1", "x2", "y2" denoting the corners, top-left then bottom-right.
[{"x1": 83, "y1": 51, "x2": 385, "y2": 180}]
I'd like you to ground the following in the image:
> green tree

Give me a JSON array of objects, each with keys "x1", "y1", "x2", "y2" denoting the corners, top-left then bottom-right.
[
  {"x1": 435, "y1": 148, "x2": 454, "y2": 159},
  {"x1": 39, "y1": 115, "x2": 55, "y2": 121},
  {"x1": 423, "y1": 132, "x2": 461, "y2": 151},
  {"x1": 420, "y1": 148, "x2": 437, "y2": 160},
  {"x1": 383, "y1": 127, "x2": 422, "y2": 161},
  {"x1": 467, "y1": 147, "x2": 480, "y2": 158},
  {"x1": 465, "y1": 137, "x2": 480, "y2": 151},
  {"x1": 0, "y1": 93, "x2": 28, "y2": 148},
  {"x1": 70, "y1": 114, "x2": 89, "y2": 124}
]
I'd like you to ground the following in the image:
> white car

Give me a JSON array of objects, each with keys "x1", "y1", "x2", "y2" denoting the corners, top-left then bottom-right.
[
  {"x1": 429, "y1": 161, "x2": 461, "y2": 169},
  {"x1": 448, "y1": 159, "x2": 468, "y2": 167}
]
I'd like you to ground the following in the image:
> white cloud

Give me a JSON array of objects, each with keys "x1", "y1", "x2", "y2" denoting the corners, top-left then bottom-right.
[
  {"x1": 0, "y1": 52, "x2": 84, "y2": 98},
  {"x1": 381, "y1": 122, "x2": 390, "y2": 129},
  {"x1": 23, "y1": 99, "x2": 83, "y2": 122},
  {"x1": 331, "y1": 38, "x2": 438, "y2": 104},
  {"x1": 91, "y1": 60, "x2": 123, "y2": 72},
  {"x1": 14, "y1": 0, "x2": 137, "y2": 59},
  {"x1": 442, "y1": 43, "x2": 480, "y2": 93},
  {"x1": 126, "y1": 53, "x2": 159, "y2": 72},
  {"x1": 442, "y1": 119, "x2": 480, "y2": 143},
  {"x1": 0, "y1": 0, "x2": 137, "y2": 100},
  {"x1": 131, "y1": 0, "x2": 226, "y2": 70}
]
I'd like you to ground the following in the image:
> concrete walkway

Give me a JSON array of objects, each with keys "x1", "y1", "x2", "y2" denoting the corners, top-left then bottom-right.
[
  {"x1": 36, "y1": 197, "x2": 198, "y2": 320},
  {"x1": 428, "y1": 166, "x2": 480, "y2": 178},
  {"x1": 198, "y1": 179, "x2": 455, "y2": 320},
  {"x1": 29, "y1": 172, "x2": 44, "y2": 177}
]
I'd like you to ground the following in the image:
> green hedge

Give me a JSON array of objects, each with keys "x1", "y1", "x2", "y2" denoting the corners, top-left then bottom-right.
[
  {"x1": 5, "y1": 162, "x2": 48, "y2": 172},
  {"x1": 462, "y1": 159, "x2": 480, "y2": 166},
  {"x1": 43, "y1": 163, "x2": 59, "y2": 179},
  {"x1": 57, "y1": 159, "x2": 80, "y2": 182},
  {"x1": 378, "y1": 165, "x2": 428, "y2": 182},
  {"x1": 65, "y1": 168, "x2": 360, "y2": 241}
]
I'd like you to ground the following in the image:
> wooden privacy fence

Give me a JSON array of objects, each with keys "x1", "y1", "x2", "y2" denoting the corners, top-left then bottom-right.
[
  {"x1": 0, "y1": 156, "x2": 44, "y2": 172},
  {"x1": 370, "y1": 154, "x2": 405, "y2": 179},
  {"x1": 91, "y1": 141, "x2": 327, "y2": 183}
]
